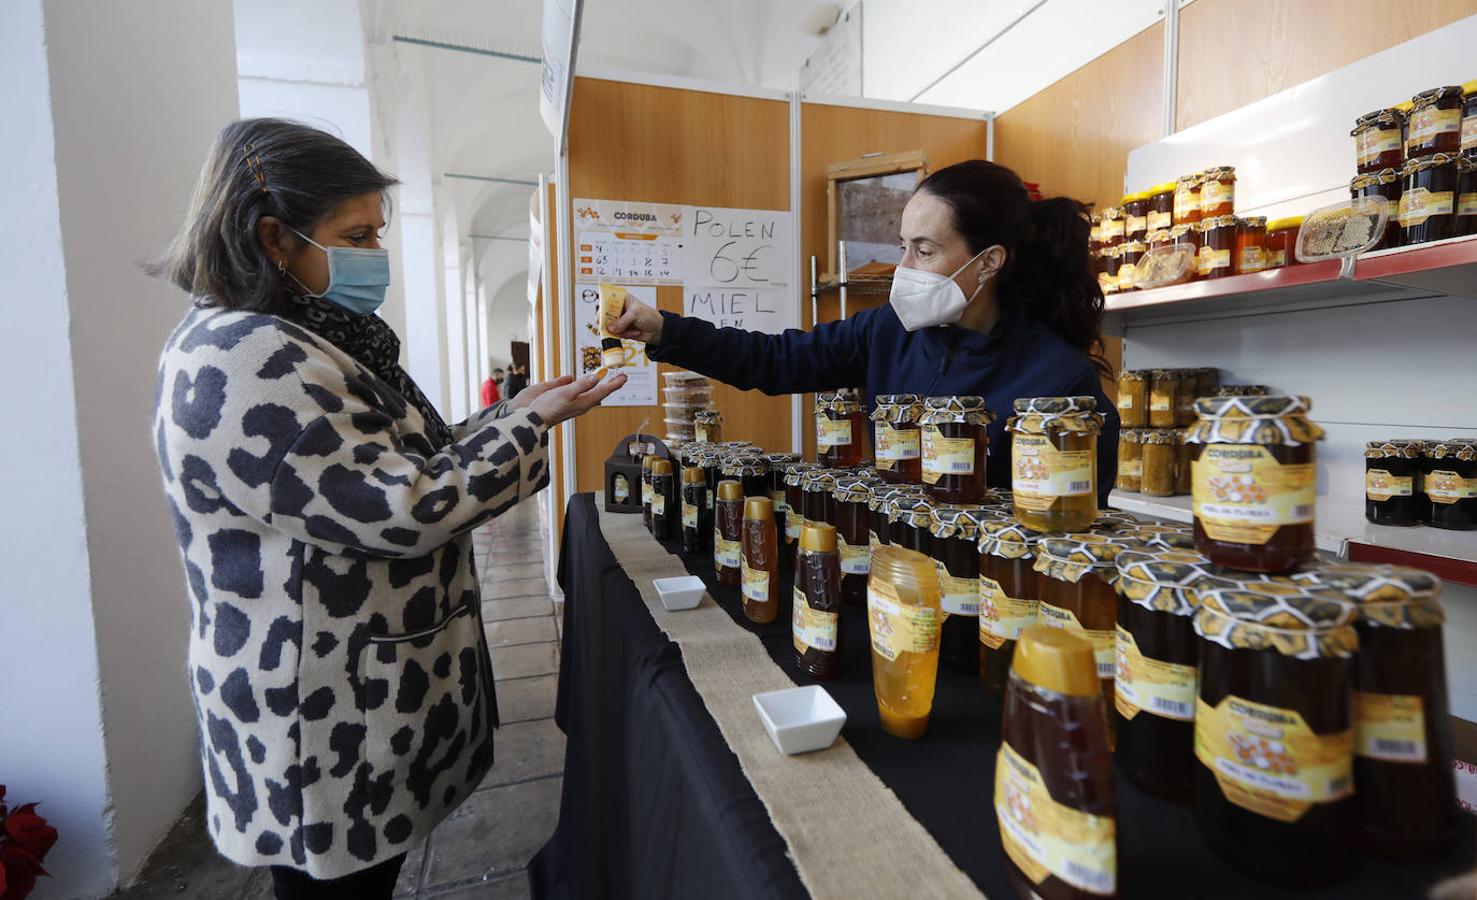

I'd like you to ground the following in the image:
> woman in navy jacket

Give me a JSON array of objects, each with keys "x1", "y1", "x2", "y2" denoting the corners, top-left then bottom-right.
[{"x1": 611, "y1": 160, "x2": 1118, "y2": 501}]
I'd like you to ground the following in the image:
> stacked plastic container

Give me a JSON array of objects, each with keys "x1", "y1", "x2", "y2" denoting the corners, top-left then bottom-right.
[{"x1": 662, "y1": 370, "x2": 714, "y2": 448}]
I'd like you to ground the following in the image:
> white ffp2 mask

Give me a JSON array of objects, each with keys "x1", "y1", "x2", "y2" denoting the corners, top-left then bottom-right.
[{"x1": 888, "y1": 247, "x2": 994, "y2": 331}]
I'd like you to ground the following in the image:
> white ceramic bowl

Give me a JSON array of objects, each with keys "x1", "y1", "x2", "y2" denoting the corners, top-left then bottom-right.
[
  {"x1": 752, "y1": 685, "x2": 846, "y2": 755},
  {"x1": 653, "y1": 575, "x2": 706, "y2": 611}
]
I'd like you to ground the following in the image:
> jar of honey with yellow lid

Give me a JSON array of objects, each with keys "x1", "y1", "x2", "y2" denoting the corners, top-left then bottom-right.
[
  {"x1": 1147, "y1": 182, "x2": 1175, "y2": 232},
  {"x1": 977, "y1": 517, "x2": 1046, "y2": 697},
  {"x1": 1122, "y1": 191, "x2": 1150, "y2": 242},
  {"x1": 1186, "y1": 395, "x2": 1324, "y2": 573},
  {"x1": 1008, "y1": 396, "x2": 1103, "y2": 534},
  {"x1": 1193, "y1": 582, "x2": 1360, "y2": 886},
  {"x1": 1264, "y1": 216, "x2": 1304, "y2": 267}
]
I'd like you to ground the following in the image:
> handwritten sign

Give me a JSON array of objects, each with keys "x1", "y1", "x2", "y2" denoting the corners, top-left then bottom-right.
[
  {"x1": 684, "y1": 206, "x2": 792, "y2": 289},
  {"x1": 684, "y1": 287, "x2": 788, "y2": 333}
]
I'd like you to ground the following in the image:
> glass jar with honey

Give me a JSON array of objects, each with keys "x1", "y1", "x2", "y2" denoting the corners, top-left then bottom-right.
[
  {"x1": 1364, "y1": 439, "x2": 1424, "y2": 526},
  {"x1": 1292, "y1": 562, "x2": 1455, "y2": 858},
  {"x1": 867, "y1": 545, "x2": 943, "y2": 739},
  {"x1": 696, "y1": 447, "x2": 724, "y2": 517},
  {"x1": 978, "y1": 518, "x2": 1045, "y2": 698},
  {"x1": 782, "y1": 461, "x2": 819, "y2": 548},
  {"x1": 887, "y1": 494, "x2": 936, "y2": 555},
  {"x1": 641, "y1": 454, "x2": 656, "y2": 531},
  {"x1": 1352, "y1": 108, "x2": 1405, "y2": 174},
  {"x1": 929, "y1": 504, "x2": 996, "y2": 673},
  {"x1": 1008, "y1": 396, "x2": 1103, "y2": 534},
  {"x1": 1235, "y1": 216, "x2": 1269, "y2": 274},
  {"x1": 832, "y1": 473, "x2": 878, "y2": 604},
  {"x1": 714, "y1": 479, "x2": 745, "y2": 586},
  {"x1": 721, "y1": 455, "x2": 770, "y2": 502},
  {"x1": 871, "y1": 393, "x2": 924, "y2": 484},
  {"x1": 1116, "y1": 369, "x2": 1148, "y2": 428},
  {"x1": 1114, "y1": 549, "x2": 1233, "y2": 802},
  {"x1": 799, "y1": 467, "x2": 840, "y2": 537},
  {"x1": 1122, "y1": 191, "x2": 1150, "y2": 242},
  {"x1": 1097, "y1": 245, "x2": 1122, "y2": 294},
  {"x1": 867, "y1": 483, "x2": 904, "y2": 550},
  {"x1": 1174, "y1": 173, "x2": 1203, "y2": 227},
  {"x1": 1174, "y1": 428, "x2": 1193, "y2": 495},
  {"x1": 1196, "y1": 215, "x2": 1237, "y2": 279},
  {"x1": 996, "y1": 626, "x2": 1118, "y2": 900},
  {"x1": 1399, "y1": 152, "x2": 1460, "y2": 245},
  {"x1": 919, "y1": 395, "x2": 994, "y2": 504},
  {"x1": 794, "y1": 523, "x2": 843, "y2": 679},
  {"x1": 1117, "y1": 239, "x2": 1146, "y2": 291},
  {"x1": 649, "y1": 459, "x2": 676, "y2": 540},
  {"x1": 1115, "y1": 429, "x2": 1143, "y2": 492},
  {"x1": 1349, "y1": 168, "x2": 1402, "y2": 250},
  {"x1": 680, "y1": 465, "x2": 709, "y2": 555},
  {"x1": 1458, "y1": 157, "x2": 1476, "y2": 236},
  {"x1": 1407, "y1": 86, "x2": 1464, "y2": 160},
  {"x1": 1187, "y1": 395, "x2": 1324, "y2": 573},
  {"x1": 1140, "y1": 429, "x2": 1179, "y2": 498},
  {"x1": 1200, "y1": 166, "x2": 1236, "y2": 217},
  {"x1": 1423, "y1": 438, "x2": 1477, "y2": 530},
  {"x1": 1099, "y1": 205, "x2": 1125, "y2": 248},
  {"x1": 1192, "y1": 582, "x2": 1360, "y2": 886},
  {"x1": 1463, "y1": 79, "x2": 1477, "y2": 158},
  {"x1": 693, "y1": 409, "x2": 723, "y2": 444},
  {"x1": 1264, "y1": 216, "x2": 1303, "y2": 267},
  {"x1": 1147, "y1": 369, "x2": 1180, "y2": 429},
  {"x1": 740, "y1": 497, "x2": 779, "y2": 624},
  {"x1": 1192, "y1": 368, "x2": 1221, "y2": 407},
  {"x1": 815, "y1": 388, "x2": 866, "y2": 468},
  {"x1": 1148, "y1": 182, "x2": 1176, "y2": 232}
]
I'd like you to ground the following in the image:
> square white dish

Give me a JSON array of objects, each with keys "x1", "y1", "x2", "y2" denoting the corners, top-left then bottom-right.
[
  {"x1": 653, "y1": 575, "x2": 706, "y2": 611},
  {"x1": 752, "y1": 685, "x2": 846, "y2": 755}
]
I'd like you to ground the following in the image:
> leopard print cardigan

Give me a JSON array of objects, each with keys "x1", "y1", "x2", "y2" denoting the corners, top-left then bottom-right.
[{"x1": 153, "y1": 307, "x2": 548, "y2": 877}]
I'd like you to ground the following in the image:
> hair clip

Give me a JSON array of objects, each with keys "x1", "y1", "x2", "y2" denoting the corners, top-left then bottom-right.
[{"x1": 241, "y1": 142, "x2": 269, "y2": 193}]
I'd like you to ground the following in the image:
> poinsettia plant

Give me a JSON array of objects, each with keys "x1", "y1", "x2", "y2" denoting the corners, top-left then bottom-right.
[{"x1": 0, "y1": 785, "x2": 58, "y2": 900}]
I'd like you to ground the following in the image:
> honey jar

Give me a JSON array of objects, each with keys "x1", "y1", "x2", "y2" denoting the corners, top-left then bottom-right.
[
  {"x1": 1008, "y1": 396, "x2": 1103, "y2": 534},
  {"x1": 1193, "y1": 582, "x2": 1360, "y2": 885},
  {"x1": 1148, "y1": 369, "x2": 1180, "y2": 428},
  {"x1": 1174, "y1": 428, "x2": 1193, "y2": 495},
  {"x1": 1196, "y1": 215, "x2": 1237, "y2": 279},
  {"x1": 1099, "y1": 205, "x2": 1125, "y2": 248},
  {"x1": 1423, "y1": 438, "x2": 1477, "y2": 530},
  {"x1": 1148, "y1": 182, "x2": 1176, "y2": 232},
  {"x1": 918, "y1": 395, "x2": 995, "y2": 504},
  {"x1": 1186, "y1": 395, "x2": 1324, "y2": 573},
  {"x1": 1351, "y1": 108, "x2": 1405, "y2": 174},
  {"x1": 871, "y1": 393, "x2": 924, "y2": 484},
  {"x1": 1192, "y1": 368, "x2": 1221, "y2": 407},
  {"x1": 815, "y1": 389, "x2": 866, "y2": 468},
  {"x1": 1115, "y1": 429, "x2": 1143, "y2": 492},
  {"x1": 1349, "y1": 168, "x2": 1402, "y2": 251},
  {"x1": 1116, "y1": 369, "x2": 1148, "y2": 428},
  {"x1": 1407, "y1": 86, "x2": 1464, "y2": 160},
  {"x1": 832, "y1": 473, "x2": 879, "y2": 604},
  {"x1": 799, "y1": 467, "x2": 840, "y2": 538},
  {"x1": 867, "y1": 483, "x2": 907, "y2": 549},
  {"x1": 978, "y1": 518, "x2": 1045, "y2": 698},
  {"x1": 1463, "y1": 79, "x2": 1477, "y2": 158},
  {"x1": 1122, "y1": 191, "x2": 1150, "y2": 241},
  {"x1": 1200, "y1": 166, "x2": 1236, "y2": 217},
  {"x1": 782, "y1": 461, "x2": 819, "y2": 547},
  {"x1": 1398, "y1": 152, "x2": 1460, "y2": 245},
  {"x1": 1118, "y1": 239, "x2": 1146, "y2": 291},
  {"x1": 1097, "y1": 245, "x2": 1122, "y2": 294},
  {"x1": 887, "y1": 494, "x2": 936, "y2": 555},
  {"x1": 1140, "y1": 429, "x2": 1178, "y2": 498},
  {"x1": 930, "y1": 504, "x2": 996, "y2": 673},
  {"x1": 1364, "y1": 439, "x2": 1424, "y2": 526},
  {"x1": 1264, "y1": 216, "x2": 1303, "y2": 267},
  {"x1": 721, "y1": 455, "x2": 769, "y2": 501},
  {"x1": 1235, "y1": 216, "x2": 1268, "y2": 274},
  {"x1": 1174, "y1": 173, "x2": 1203, "y2": 226},
  {"x1": 1457, "y1": 156, "x2": 1476, "y2": 236},
  {"x1": 693, "y1": 409, "x2": 723, "y2": 444}
]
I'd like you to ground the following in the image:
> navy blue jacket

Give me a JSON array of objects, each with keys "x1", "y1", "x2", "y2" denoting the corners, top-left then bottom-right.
[{"x1": 648, "y1": 303, "x2": 1119, "y2": 504}]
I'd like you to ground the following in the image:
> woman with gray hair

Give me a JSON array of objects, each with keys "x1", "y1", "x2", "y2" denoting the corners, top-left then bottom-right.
[{"x1": 149, "y1": 118, "x2": 622, "y2": 899}]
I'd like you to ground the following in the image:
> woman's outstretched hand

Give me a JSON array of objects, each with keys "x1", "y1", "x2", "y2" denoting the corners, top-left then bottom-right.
[
  {"x1": 606, "y1": 294, "x2": 664, "y2": 345},
  {"x1": 518, "y1": 372, "x2": 628, "y2": 426}
]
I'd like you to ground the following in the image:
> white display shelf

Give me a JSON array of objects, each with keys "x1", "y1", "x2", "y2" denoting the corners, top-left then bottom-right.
[{"x1": 1108, "y1": 490, "x2": 1477, "y2": 579}]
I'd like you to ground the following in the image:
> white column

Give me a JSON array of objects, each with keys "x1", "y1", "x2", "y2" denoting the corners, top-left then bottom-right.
[
  {"x1": 442, "y1": 215, "x2": 469, "y2": 423},
  {"x1": 0, "y1": 1, "x2": 238, "y2": 894}
]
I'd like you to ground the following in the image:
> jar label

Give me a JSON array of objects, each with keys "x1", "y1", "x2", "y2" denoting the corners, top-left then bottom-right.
[
  {"x1": 792, "y1": 587, "x2": 839, "y2": 654},
  {"x1": 786, "y1": 515, "x2": 803, "y2": 542},
  {"x1": 817, "y1": 415, "x2": 853, "y2": 447},
  {"x1": 1200, "y1": 179, "x2": 1233, "y2": 211},
  {"x1": 614, "y1": 475, "x2": 630, "y2": 502},
  {"x1": 1238, "y1": 246, "x2": 1267, "y2": 273},
  {"x1": 876, "y1": 422, "x2": 921, "y2": 466},
  {"x1": 1174, "y1": 188, "x2": 1199, "y2": 219},
  {"x1": 681, "y1": 500, "x2": 698, "y2": 529},
  {"x1": 839, "y1": 536, "x2": 870, "y2": 576},
  {"x1": 651, "y1": 493, "x2": 665, "y2": 517},
  {"x1": 866, "y1": 580, "x2": 939, "y2": 662},
  {"x1": 1464, "y1": 113, "x2": 1477, "y2": 152},
  {"x1": 1194, "y1": 694, "x2": 1354, "y2": 823},
  {"x1": 932, "y1": 560, "x2": 978, "y2": 615},
  {"x1": 1125, "y1": 214, "x2": 1147, "y2": 235},
  {"x1": 921, "y1": 426, "x2": 977, "y2": 484},
  {"x1": 979, "y1": 576, "x2": 1039, "y2": 648},
  {"x1": 1459, "y1": 192, "x2": 1477, "y2": 217},
  {"x1": 1192, "y1": 445, "x2": 1315, "y2": 546},
  {"x1": 1116, "y1": 393, "x2": 1135, "y2": 410},
  {"x1": 1120, "y1": 459, "x2": 1143, "y2": 477},
  {"x1": 642, "y1": 479, "x2": 653, "y2": 504},
  {"x1": 1409, "y1": 106, "x2": 1462, "y2": 146},
  {"x1": 715, "y1": 534, "x2": 741, "y2": 571},
  {"x1": 1101, "y1": 218, "x2": 1125, "y2": 240},
  {"x1": 1114, "y1": 625, "x2": 1196, "y2": 722},
  {"x1": 1149, "y1": 389, "x2": 1173, "y2": 412},
  {"x1": 1267, "y1": 249, "x2": 1286, "y2": 268},
  {"x1": 1038, "y1": 602, "x2": 1115, "y2": 679},
  {"x1": 1197, "y1": 246, "x2": 1231, "y2": 273},
  {"x1": 1354, "y1": 692, "x2": 1426, "y2": 763},
  {"x1": 769, "y1": 489, "x2": 789, "y2": 513},
  {"x1": 1013, "y1": 434, "x2": 1095, "y2": 507},
  {"x1": 707, "y1": 490, "x2": 715, "y2": 511},
  {"x1": 1117, "y1": 260, "x2": 1137, "y2": 290},
  {"x1": 740, "y1": 559, "x2": 770, "y2": 604},
  {"x1": 1148, "y1": 210, "x2": 1172, "y2": 231},
  {"x1": 1097, "y1": 272, "x2": 1118, "y2": 293},
  {"x1": 995, "y1": 741, "x2": 1117, "y2": 896},
  {"x1": 1364, "y1": 468, "x2": 1413, "y2": 501},
  {"x1": 1426, "y1": 469, "x2": 1477, "y2": 503},
  {"x1": 1398, "y1": 187, "x2": 1455, "y2": 227},
  {"x1": 1356, "y1": 127, "x2": 1402, "y2": 166},
  {"x1": 695, "y1": 424, "x2": 714, "y2": 443}
]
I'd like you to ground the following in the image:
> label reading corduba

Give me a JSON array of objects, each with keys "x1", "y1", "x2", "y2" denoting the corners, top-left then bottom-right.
[
  {"x1": 1013, "y1": 434, "x2": 1094, "y2": 511},
  {"x1": 1357, "y1": 127, "x2": 1402, "y2": 166},
  {"x1": 1193, "y1": 445, "x2": 1314, "y2": 546},
  {"x1": 714, "y1": 534, "x2": 740, "y2": 571},
  {"x1": 741, "y1": 559, "x2": 771, "y2": 604},
  {"x1": 1195, "y1": 694, "x2": 1353, "y2": 823},
  {"x1": 1365, "y1": 468, "x2": 1413, "y2": 501},
  {"x1": 875, "y1": 423, "x2": 921, "y2": 471},
  {"x1": 681, "y1": 500, "x2": 698, "y2": 530},
  {"x1": 921, "y1": 426, "x2": 976, "y2": 485},
  {"x1": 839, "y1": 536, "x2": 870, "y2": 576},
  {"x1": 979, "y1": 576, "x2": 1039, "y2": 649},
  {"x1": 1427, "y1": 470, "x2": 1477, "y2": 504},
  {"x1": 932, "y1": 560, "x2": 979, "y2": 616},
  {"x1": 817, "y1": 415, "x2": 853, "y2": 448},
  {"x1": 1398, "y1": 187, "x2": 1455, "y2": 227},
  {"x1": 1039, "y1": 603, "x2": 1115, "y2": 679},
  {"x1": 866, "y1": 579, "x2": 939, "y2": 662},
  {"x1": 995, "y1": 742, "x2": 1116, "y2": 896},
  {"x1": 1354, "y1": 692, "x2": 1427, "y2": 763},
  {"x1": 792, "y1": 587, "x2": 838, "y2": 654},
  {"x1": 1114, "y1": 625, "x2": 1196, "y2": 722},
  {"x1": 1409, "y1": 107, "x2": 1462, "y2": 146}
]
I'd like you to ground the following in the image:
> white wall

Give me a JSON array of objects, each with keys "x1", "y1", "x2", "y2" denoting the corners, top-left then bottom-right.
[
  {"x1": 485, "y1": 274, "x2": 531, "y2": 373},
  {"x1": 0, "y1": 1, "x2": 240, "y2": 895}
]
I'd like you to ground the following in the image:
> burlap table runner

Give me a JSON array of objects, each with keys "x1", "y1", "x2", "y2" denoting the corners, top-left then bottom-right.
[{"x1": 593, "y1": 498, "x2": 984, "y2": 900}]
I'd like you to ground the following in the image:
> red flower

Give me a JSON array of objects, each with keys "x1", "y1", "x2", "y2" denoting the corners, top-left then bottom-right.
[
  {"x1": 0, "y1": 843, "x2": 47, "y2": 900},
  {"x1": 4, "y1": 806, "x2": 56, "y2": 861}
]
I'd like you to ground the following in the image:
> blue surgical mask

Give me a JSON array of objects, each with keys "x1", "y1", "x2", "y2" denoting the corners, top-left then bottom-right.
[{"x1": 289, "y1": 228, "x2": 390, "y2": 315}]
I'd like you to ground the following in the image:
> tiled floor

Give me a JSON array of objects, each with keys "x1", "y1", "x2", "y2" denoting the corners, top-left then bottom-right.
[{"x1": 113, "y1": 501, "x2": 565, "y2": 900}]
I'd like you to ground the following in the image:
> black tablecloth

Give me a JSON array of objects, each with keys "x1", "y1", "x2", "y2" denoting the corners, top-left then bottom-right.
[{"x1": 531, "y1": 493, "x2": 1475, "y2": 899}]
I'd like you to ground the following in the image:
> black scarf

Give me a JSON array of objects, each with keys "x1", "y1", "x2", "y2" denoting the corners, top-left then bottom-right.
[{"x1": 278, "y1": 292, "x2": 456, "y2": 450}]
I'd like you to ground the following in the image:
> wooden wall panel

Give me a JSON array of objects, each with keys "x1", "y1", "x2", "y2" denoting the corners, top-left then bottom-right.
[
  {"x1": 566, "y1": 77, "x2": 792, "y2": 492},
  {"x1": 542, "y1": 185, "x2": 567, "y2": 538},
  {"x1": 1176, "y1": 0, "x2": 1477, "y2": 131},
  {"x1": 798, "y1": 103, "x2": 989, "y2": 459}
]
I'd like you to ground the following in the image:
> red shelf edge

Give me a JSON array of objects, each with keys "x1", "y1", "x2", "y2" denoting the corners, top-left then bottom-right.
[{"x1": 1347, "y1": 541, "x2": 1477, "y2": 588}]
